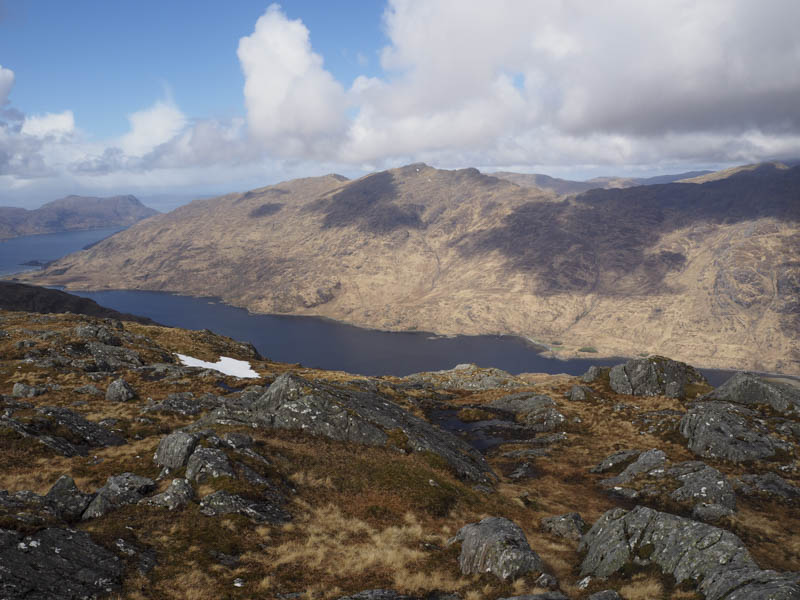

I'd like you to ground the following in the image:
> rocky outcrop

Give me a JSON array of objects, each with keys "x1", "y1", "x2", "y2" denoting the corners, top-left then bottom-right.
[
  {"x1": 140, "y1": 478, "x2": 194, "y2": 511},
  {"x1": 580, "y1": 506, "x2": 800, "y2": 600},
  {"x1": 0, "y1": 527, "x2": 124, "y2": 599},
  {"x1": 185, "y1": 447, "x2": 235, "y2": 483},
  {"x1": 703, "y1": 372, "x2": 800, "y2": 417},
  {"x1": 541, "y1": 513, "x2": 585, "y2": 541},
  {"x1": 44, "y1": 475, "x2": 93, "y2": 521},
  {"x1": 736, "y1": 472, "x2": 800, "y2": 502},
  {"x1": 609, "y1": 356, "x2": 707, "y2": 398},
  {"x1": 448, "y1": 517, "x2": 544, "y2": 580},
  {"x1": 199, "y1": 490, "x2": 290, "y2": 524},
  {"x1": 82, "y1": 473, "x2": 155, "y2": 519},
  {"x1": 207, "y1": 373, "x2": 495, "y2": 485},
  {"x1": 105, "y1": 378, "x2": 136, "y2": 402},
  {"x1": 154, "y1": 431, "x2": 199, "y2": 472},
  {"x1": 680, "y1": 401, "x2": 793, "y2": 461},
  {"x1": 489, "y1": 393, "x2": 566, "y2": 432},
  {"x1": 404, "y1": 364, "x2": 524, "y2": 390},
  {"x1": 599, "y1": 449, "x2": 666, "y2": 487}
]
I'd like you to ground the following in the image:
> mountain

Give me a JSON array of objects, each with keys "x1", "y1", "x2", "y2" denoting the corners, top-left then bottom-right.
[
  {"x1": 1, "y1": 306, "x2": 799, "y2": 598},
  {"x1": 491, "y1": 169, "x2": 714, "y2": 195},
  {"x1": 19, "y1": 162, "x2": 800, "y2": 375},
  {"x1": 0, "y1": 194, "x2": 158, "y2": 239}
]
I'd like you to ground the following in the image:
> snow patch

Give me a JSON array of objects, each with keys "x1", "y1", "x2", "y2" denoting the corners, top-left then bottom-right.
[{"x1": 176, "y1": 354, "x2": 259, "y2": 379}]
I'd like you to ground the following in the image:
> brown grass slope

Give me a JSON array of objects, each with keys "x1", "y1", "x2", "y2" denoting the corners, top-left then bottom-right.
[{"x1": 18, "y1": 163, "x2": 800, "y2": 375}]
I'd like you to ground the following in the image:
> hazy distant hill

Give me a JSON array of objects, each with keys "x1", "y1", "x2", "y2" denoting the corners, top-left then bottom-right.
[
  {"x1": 491, "y1": 169, "x2": 714, "y2": 195},
  {"x1": 20, "y1": 162, "x2": 800, "y2": 374},
  {"x1": 0, "y1": 194, "x2": 158, "y2": 239}
]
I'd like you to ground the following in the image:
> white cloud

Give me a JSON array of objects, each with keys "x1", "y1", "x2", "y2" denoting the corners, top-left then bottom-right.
[
  {"x1": 118, "y1": 100, "x2": 186, "y2": 156},
  {"x1": 237, "y1": 4, "x2": 347, "y2": 156},
  {"x1": 0, "y1": 65, "x2": 13, "y2": 105},
  {"x1": 20, "y1": 110, "x2": 75, "y2": 139}
]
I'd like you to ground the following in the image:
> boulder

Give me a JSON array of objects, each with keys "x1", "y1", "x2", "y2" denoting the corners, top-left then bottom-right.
[
  {"x1": 74, "y1": 384, "x2": 103, "y2": 396},
  {"x1": 581, "y1": 366, "x2": 604, "y2": 383},
  {"x1": 589, "y1": 449, "x2": 642, "y2": 474},
  {"x1": 199, "y1": 490, "x2": 290, "y2": 523},
  {"x1": 703, "y1": 372, "x2": 800, "y2": 417},
  {"x1": 497, "y1": 594, "x2": 568, "y2": 600},
  {"x1": 489, "y1": 393, "x2": 566, "y2": 432},
  {"x1": 185, "y1": 447, "x2": 235, "y2": 482},
  {"x1": 566, "y1": 385, "x2": 595, "y2": 402},
  {"x1": 737, "y1": 472, "x2": 800, "y2": 502},
  {"x1": 541, "y1": 512, "x2": 585, "y2": 541},
  {"x1": 140, "y1": 478, "x2": 194, "y2": 510},
  {"x1": 600, "y1": 449, "x2": 666, "y2": 487},
  {"x1": 579, "y1": 505, "x2": 800, "y2": 600},
  {"x1": 608, "y1": 356, "x2": 707, "y2": 398},
  {"x1": 82, "y1": 473, "x2": 155, "y2": 519},
  {"x1": 449, "y1": 516, "x2": 543, "y2": 580},
  {"x1": 680, "y1": 401, "x2": 792, "y2": 461},
  {"x1": 154, "y1": 431, "x2": 199, "y2": 471},
  {"x1": 11, "y1": 382, "x2": 47, "y2": 398},
  {"x1": 37, "y1": 405, "x2": 125, "y2": 448},
  {"x1": 105, "y1": 378, "x2": 136, "y2": 402},
  {"x1": 0, "y1": 527, "x2": 124, "y2": 599},
  {"x1": 44, "y1": 475, "x2": 93, "y2": 521},
  {"x1": 668, "y1": 462, "x2": 736, "y2": 511},
  {"x1": 218, "y1": 373, "x2": 496, "y2": 485}
]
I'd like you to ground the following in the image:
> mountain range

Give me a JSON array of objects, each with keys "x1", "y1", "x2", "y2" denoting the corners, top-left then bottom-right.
[
  {"x1": 0, "y1": 195, "x2": 158, "y2": 239},
  {"x1": 17, "y1": 162, "x2": 800, "y2": 375}
]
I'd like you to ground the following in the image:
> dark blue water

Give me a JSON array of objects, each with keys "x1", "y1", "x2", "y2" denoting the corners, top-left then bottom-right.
[
  {"x1": 0, "y1": 227, "x2": 124, "y2": 277},
  {"x1": 71, "y1": 289, "x2": 737, "y2": 385}
]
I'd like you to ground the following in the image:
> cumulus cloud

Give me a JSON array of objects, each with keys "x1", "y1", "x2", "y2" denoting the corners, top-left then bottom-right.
[
  {"x1": 118, "y1": 100, "x2": 186, "y2": 157},
  {"x1": 20, "y1": 110, "x2": 75, "y2": 139},
  {"x1": 237, "y1": 4, "x2": 347, "y2": 156}
]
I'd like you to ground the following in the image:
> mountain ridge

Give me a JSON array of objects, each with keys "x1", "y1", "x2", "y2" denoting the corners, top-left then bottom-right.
[
  {"x1": 17, "y1": 162, "x2": 800, "y2": 375},
  {"x1": 0, "y1": 194, "x2": 158, "y2": 240}
]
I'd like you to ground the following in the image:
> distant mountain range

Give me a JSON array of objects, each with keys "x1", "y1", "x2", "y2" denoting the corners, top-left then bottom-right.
[
  {"x1": 0, "y1": 195, "x2": 158, "y2": 239},
  {"x1": 18, "y1": 162, "x2": 800, "y2": 375}
]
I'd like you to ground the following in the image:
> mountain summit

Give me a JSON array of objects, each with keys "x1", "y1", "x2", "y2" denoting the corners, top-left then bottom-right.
[{"x1": 20, "y1": 163, "x2": 800, "y2": 374}]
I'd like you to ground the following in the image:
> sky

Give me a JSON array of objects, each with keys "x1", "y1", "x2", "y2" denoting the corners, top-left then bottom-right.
[{"x1": 1, "y1": 0, "x2": 799, "y2": 209}]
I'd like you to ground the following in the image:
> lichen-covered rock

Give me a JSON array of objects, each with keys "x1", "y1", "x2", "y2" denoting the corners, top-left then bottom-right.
[
  {"x1": 0, "y1": 527, "x2": 124, "y2": 599},
  {"x1": 579, "y1": 506, "x2": 800, "y2": 600},
  {"x1": 703, "y1": 372, "x2": 800, "y2": 417},
  {"x1": 185, "y1": 447, "x2": 235, "y2": 482},
  {"x1": 541, "y1": 512, "x2": 585, "y2": 541},
  {"x1": 404, "y1": 363, "x2": 524, "y2": 390},
  {"x1": 668, "y1": 462, "x2": 736, "y2": 511},
  {"x1": 221, "y1": 373, "x2": 496, "y2": 485},
  {"x1": 600, "y1": 449, "x2": 666, "y2": 487},
  {"x1": 11, "y1": 382, "x2": 47, "y2": 398},
  {"x1": 589, "y1": 449, "x2": 642, "y2": 474},
  {"x1": 105, "y1": 378, "x2": 136, "y2": 402},
  {"x1": 44, "y1": 475, "x2": 93, "y2": 521},
  {"x1": 608, "y1": 356, "x2": 707, "y2": 398},
  {"x1": 449, "y1": 516, "x2": 543, "y2": 580},
  {"x1": 154, "y1": 431, "x2": 199, "y2": 471},
  {"x1": 140, "y1": 478, "x2": 194, "y2": 510},
  {"x1": 737, "y1": 472, "x2": 800, "y2": 502},
  {"x1": 199, "y1": 490, "x2": 290, "y2": 523},
  {"x1": 490, "y1": 393, "x2": 566, "y2": 432},
  {"x1": 82, "y1": 473, "x2": 155, "y2": 519},
  {"x1": 581, "y1": 366, "x2": 603, "y2": 383},
  {"x1": 680, "y1": 401, "x2": 792, "y2": 461},
  {"x1": 87, "y1": 341, "x2": 143, "y2": 371},
  {"x1": 37, "y1": 405, "x2": 125, "y2": 448},
  {"x1": 566, "y1": 385, "x2": 595, "y2": 402}
]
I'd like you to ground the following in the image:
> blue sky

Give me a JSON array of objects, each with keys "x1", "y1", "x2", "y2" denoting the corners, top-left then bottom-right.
[{"x1": 1, "y1": 1, "x2": 799, "y2": 209}]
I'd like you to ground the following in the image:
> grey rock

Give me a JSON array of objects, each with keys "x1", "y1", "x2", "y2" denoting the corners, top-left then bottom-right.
[
  {"x1": 404, "y1": 363, "x2": 524, "y2": 390},
  {"x1": 76, "y1": 324, "x2": 121, "y2": 346},
  {"x1": 0, "y1": 415, "x2": 83, "y2": 457},
  {"x1": 185, "y1": 447, "x2": 235, "y2": 482},
  {"x1": 44, "y1": 475, "x2": 93, "y2": 521},
  {"x1": 587, "y1": 592, "x2": 622, "y2": 600},
  {"x1": 199, "y1": 490, "x2": 290, "y2": 523},
  {"x1": 668, "y1": 463, "x2": 736, "y2": 510},
  {"x1": 0, "y1": 527, "x2": 123, "y2": 599},
  {"x1": 336, "y1": 591, "x2": 460, "y2": 600},
  {"x1": 234, "y1": 373, "x2": 494, "y2": 485},
  {"x1": 114, "y1": 538, "x2": 157, "y2": 574},
  {"x1": 74, "y1": 384, "x2": 103, "y2": 396},
  {"x1": 692, "y1": 503, "x2": 734, "y2": 523},
  {"x1": 566, "y1": 384, "x2": 595, "y2": 402},
  {"x1": 580, "y1": 505, "x2": 800, "y2": 600},
  {"x1": 609, "y1": 356, "x2": 707, "y2": 398},
  {"x1": 541, "y1": 512, "x2": 585, "y2": 541},
  {"x1": 140, "y1": 478, "x2": 194, "y2": 510},
  {"x1": 11, "y1": 382, "x2": 46, "y2": 398},
  {"x1": 589, "y1": 449, "x2": 642, "y2": 474},
  {"x1": 508, "y1": 462, "x2": 537, "y2": 481},
  {"x1": 535, "y1": 572, "x2": 558, "y2": 588},
  {"x1": 489, "y1": 393, "x2": 565, "y2": 432},
  {"x1": 223, "y1": 431, "x2": 254, "y2": 449},
  {"x1": 142, "y1": 391, "x2": 220, "y2": 416},
  {"x1": 87, "y1": 341, "x2": 143, "y2": 371},
  {"x1": 601, "y1": 449, "x2": 666, "y2": 487},
  {"x1": 105, "y1": 378, "x2": 136, "y2": 402},
  {"x1": 581, "y1": 365, "x2": 603, "y2": 383},
  {"x1": 703, "y1": 372, "x2": 800, "y2": 417},
  {"x1": 37, "y1": 405, "x2": 125, "y2": 448},
  {"x1": 154, "y1": 431, "x2": 199, "y2": 471},
  {"x1": 497, "y1": 594, "x2": 567, "y2": 600},
  {"x1": 680, "y1": 401, "x2": 792, "y2": 461},
  {"x1": 82, "y1": 473, "x2": 155, "y2": 519},
  {"x1": 449, "y1": 516, "x2": 543, "y2": 580},
  {"x1": 737, "y1": 472, "x2": 800, "y2": 501}
]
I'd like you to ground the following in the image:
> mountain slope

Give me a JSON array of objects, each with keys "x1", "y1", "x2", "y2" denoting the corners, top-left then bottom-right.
[
  {"x1": 491, "y1": 169, "x2": 714, "y2": 195},
  {"x1": 19, "y1": 163, "x2": 800, "y2": 374},
  {"x1": 0, "y1": 194, "x2": 158, "y2": 239}
]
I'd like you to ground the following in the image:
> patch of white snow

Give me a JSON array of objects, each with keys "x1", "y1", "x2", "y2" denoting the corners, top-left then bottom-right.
[{"x1": 175, "y1": 354, "x2": 259, "y2": 379}]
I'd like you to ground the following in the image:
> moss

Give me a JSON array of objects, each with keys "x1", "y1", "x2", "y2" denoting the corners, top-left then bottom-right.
[
  {"x1": 456, "y1": 407, "x2": 493, "y2": 422},
  {"x1": 578, "y1": 346, "x2": 599, "y2": 353}
]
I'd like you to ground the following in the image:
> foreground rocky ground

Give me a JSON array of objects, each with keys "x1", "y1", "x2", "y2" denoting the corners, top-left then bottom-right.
[{"x1": 1, "y1": 308, "x2": 798, "y2": 599}]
